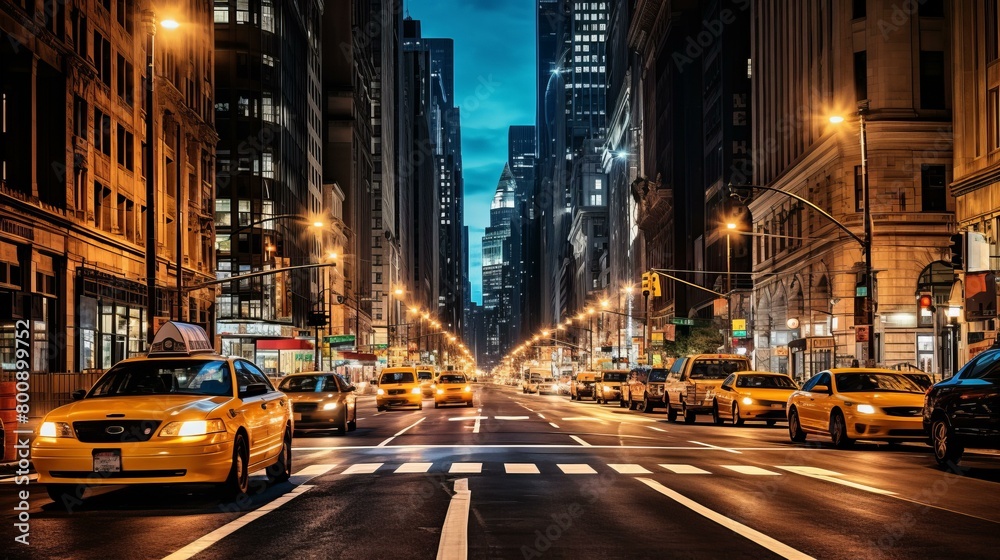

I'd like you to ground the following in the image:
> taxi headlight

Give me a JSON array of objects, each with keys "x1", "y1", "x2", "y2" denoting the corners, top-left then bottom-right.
[
  {"x1": 603, "y1": 386, "x2": 611, "y2": 392},
  {"x1": 322, "y1": 402, "x2": 338, "y2": 411},
  {"x1": 377, "y1": 388, "x2": 385, "y2": 396},
  {"x1": 464, "y1": 386, "x2": 471, "y2": 392},
  {"x1": 160, "y1": 419, "x2": 226, "y2": 437},
  {"x1": 437, "y1": 389, "x2": 445, "y2": 395},
  {"x1": 742, "y1": 397, "x2": 753, "y2": 405},
  {"x1": 411, "y1": 387, "x2": 421, "y2": 395},
  {"x1": 856, "y1": 404, "x2": 876, "y2": 414},
  {"x1": 39, "y1": 421, "x2": 74, "y2": 438}
]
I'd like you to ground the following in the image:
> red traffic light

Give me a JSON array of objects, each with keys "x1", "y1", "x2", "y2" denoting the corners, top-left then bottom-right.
[{"x1": 918, "y1": 294, "x2": 933, "y2": 310}]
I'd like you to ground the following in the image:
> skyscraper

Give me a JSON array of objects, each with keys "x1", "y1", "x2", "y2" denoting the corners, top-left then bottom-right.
[
  {"x1": 482, "y1": 164, "x2": 518, "y2": 366},
  {"x1": 508, "y1": 125, "x2": 537, "y2": 342}
]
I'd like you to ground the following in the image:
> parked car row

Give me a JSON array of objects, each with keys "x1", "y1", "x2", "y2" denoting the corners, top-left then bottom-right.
[{"x1": 548, "y1": 350, "x2": 1000, "y2": 469}]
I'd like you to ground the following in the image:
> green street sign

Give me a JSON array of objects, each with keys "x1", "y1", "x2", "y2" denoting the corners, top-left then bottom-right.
[
  {"x1": 671, "y1": 318, "x2": 695, "y2": 326},
  {"x1": 324, "y1": 334, "x2": 356, "y2": 344},
  {"x1": 733, "y1": 330, "x2": 747, "y2": 338},
  {"x1": 856, "y1": 286, "x2": 868, "y2": 297}
]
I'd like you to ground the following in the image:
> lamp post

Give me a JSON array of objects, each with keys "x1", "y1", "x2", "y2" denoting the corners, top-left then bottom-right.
[{"x1": 725, "y1": 222, "x2": 736, "y2": 353}]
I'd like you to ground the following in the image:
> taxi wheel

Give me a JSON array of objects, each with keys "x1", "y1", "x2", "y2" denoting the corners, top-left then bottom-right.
[
  {"x1": 220, "y1": 433, "x2": 250, "y2": 500},
  {"x1": 931, "y1": 416, "x2": 964, "y2": 468},
  {"x1": 830, "y1": 411, "x2": 855, "y2": 449},
  {"x1": 466, "y1": 400, "x2": 474, "y2": 407},
  {"x1": 337, "y1": 410, "x2": 349, "y2": 434},
  {"x1": 642, "y1": 397, "x2": 655, "y2": 414},
  {"x1": 666, "y1": 399, "x2": 678, "y2": 422},
  {"x1": 712, "y1": 402, "x2": 725, "y2": 425},
  {"x1": 434, "y1": 402, "x2": 440, "y2": 409},
  {"x1": 46, "y1": 484, "x2": 85, "y2": 505},
  {"x1": 788, "y1": 408, "x2": 807, "y2": 442},
  {"x1": 766, "y1": 420, "x2": 777, "y2": 427},
  {"x1": 629, "y1": 398, "x2": 639, "y2": 411},
  {"x1": 266, "y1": 429, "x2": 292, "y2": 484},
  {"x1": 732, "y1": 404, "x2": 745, "y2": 426},
  {"x1": 619, "y1": 396, "x2": 628, "y2": 408},
  {"x1": 683, "y1": 405, "x2": 696, "y2": 424}
]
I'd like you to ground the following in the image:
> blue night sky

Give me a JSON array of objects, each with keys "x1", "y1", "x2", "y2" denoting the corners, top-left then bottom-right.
[{"x1": 407, "y1": 0, "x2": 536, "y2": 305}]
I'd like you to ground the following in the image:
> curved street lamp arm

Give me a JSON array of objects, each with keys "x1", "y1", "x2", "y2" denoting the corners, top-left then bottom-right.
[
  {"x1": 727, "y1": 182, "x2": 865, "y2": 248},
  {"x1": 649, "y1": 269, "x2": 727, "y2": 298},
  {"x1": 221, "y1": 213, "x2": 317, "y2": 238},
  {"x1": 184, "y1": 263, "x2": 338, "y2": 291}
]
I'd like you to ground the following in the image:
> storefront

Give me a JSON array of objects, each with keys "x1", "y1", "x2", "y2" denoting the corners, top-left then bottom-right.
[
  {"x1": 255, "y1": 338, "x2": 316, "y2": 377},
  {"x1": 76, "y1": 268, "x2": 146, "y2": 371},
  {"x1": 788, "y1": 336, "x2": 835, "y2": 382}
]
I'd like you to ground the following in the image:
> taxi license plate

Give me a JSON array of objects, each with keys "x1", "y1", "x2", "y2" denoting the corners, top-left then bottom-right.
[
  {"x1": 293, "y1": 413, "x2": 302, "y2": 421},
  {"x1": 771, "y1": 404, "x2": 784, "y2": 409},
  {"x1": 93, "y1": 449, "x2": 121, "y2": 473}
]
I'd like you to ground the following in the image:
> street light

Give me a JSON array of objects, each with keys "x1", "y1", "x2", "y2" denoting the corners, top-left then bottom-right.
[{"x1": 726, "y1": 222, "x2": 736, "y2": 353}]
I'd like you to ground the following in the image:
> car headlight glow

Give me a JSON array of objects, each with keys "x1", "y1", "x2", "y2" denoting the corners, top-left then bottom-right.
[
  {"x1": 160, "y1": 419, "x2": 226, "y2": 437},
  {"x1": 39, "y1": 421, "x2": 74, "y2": 438},
  {"x1": 411, "y1": 387, "x2": 421, "y2": 394},
  {"x1": 856, "y1": 404, "x2": 876, "y2": 414},
  {"x1": 437, "y1": 389, "x2": 445, "y2": 395},
  {"x1": 377, "y1": 388, "x2": 385, "y2": 395},
  {"x1": 322, "y1": 402, "x2": 338, "y2": 411},
  {"x1": 603, "y1": 386, "x2": 611, "y2": 392},
  {"x1": 464, "y1": 385, "x2": 471, "y2": 392},
  {"x1": 742, "y1": 397, "x2": 753, "y2": 405}
]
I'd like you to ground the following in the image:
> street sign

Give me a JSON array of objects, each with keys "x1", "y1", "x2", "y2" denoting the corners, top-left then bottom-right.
[
  {"x1": 855, "y1": 325, "x2": 870, "y2": 342},
  {"x1": 733, "y1": 330, "x2": 747, "y2": 338},
  {"x1": 671, "y1": 318, "x2": 694, "y2": 326},
  {"x1": 856, "y1": 286, "x2": 868, "y2": 297},
  {"x1": 731, "y1": 319, "x2": 746, "y2": 332},
  {"x1": 324, "y1": 334, "x2": 356, "y2": 344}
]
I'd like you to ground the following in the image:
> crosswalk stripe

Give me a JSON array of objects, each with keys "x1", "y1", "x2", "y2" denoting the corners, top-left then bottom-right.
[
  {"x1": 558, "y1": 464, "x2": 597, "y2": 474},
  {"x1": 395, "y1": 462, "x2": 433, "y2": 473},
  {"x1": 449, "y1": 462, "x2": 483, "y2": 474},
  {"x1": 292, "y1": 464, "x2": 337, "y2": 477},
  {"x1": 721, "y1": 465, "x2": 780, "y2": 476},
  {"x1": 341, "y1": 463, "x2": 383, "y2": 474},
  {"x1": 776, "y1": 466, "x2": 842, "y2": 477},
  {"x1": 608, "y1": 463, "x2": 652, "y2": 474},
  {"x1": 659, "y1": 464, "x2": 711, "y2": 474},
  {"x1": 505, "y1": 463, "x2": 541, "y2": 474}
]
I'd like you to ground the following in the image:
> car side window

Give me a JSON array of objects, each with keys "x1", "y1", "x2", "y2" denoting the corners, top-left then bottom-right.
[
  {"x1": 965, "y1": 350, "x2": 1000, "y2": 379},
  {"x1": 670, "y1": 358, "x2": 687, "y2": 374},
  {"x1": 722, "y1": 374, "x2": 735, "y2": 389},
  {"x1": 237, "y1": 361, "x2": 274, "y2": 392},
  {"x1": 801, "y1": 372, "x2": 827, "y2": 392},
  {"x1": 234, "y1": 362, "x2": 258, "y2": 395}
]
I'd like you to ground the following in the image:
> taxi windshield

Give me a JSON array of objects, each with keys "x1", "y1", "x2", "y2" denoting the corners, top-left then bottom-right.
[
  {"x1": 89, "y1": 360, "x2": 233, "y2": 397},
  {"x1": 381, "y1": 372, "x2": 415, "y2": 384},
  {"x1": 417, "y1": 371, "x2": 434, "y2": 380},
  {"x1": 689, "y1": 360, "x2": 745, "y2": 380},
  {"x1": 736, "y1": 375, "x2": 796, "y2": 389},
  {"x1": 602, "y1": 372, "x2": 627, "y2": 382},
  {"x1": 278, "y1": 374, "x2": 340, "y2": 393},
  {"x1": 439, "y1": 374, "x2": 466, "y2": 384},
  {"x1": 648, "y1": 370, "x2": 667, "y2": 382},
  {"x1": 834, "y1": 373, "x2": 923, "y2": 393}
]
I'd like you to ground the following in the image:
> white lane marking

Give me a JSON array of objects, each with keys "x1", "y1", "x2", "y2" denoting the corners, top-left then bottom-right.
[
  {"x1": 561, "y1": 417, "x2": 605, "y2": 423},
  {"x1": 721, "y1": 465, "x2": 781, "y2": 476},
  {"x1": 637, "y1": 478, "x2": 814, "y2": 560},
  {"x1": 341, "y1": 463, "x2": 383, "y2": 474},
  {"x1": 449, "y1": 463, "x2": 483, "y2": 474},
  {"x1": 504, "y1": 463, "x2": 541, "y2": 474},
  {"x1": 395, "y1": 462, "x2": 433, "y2": 474},
  {"x1": 377, "y1": 417, "x2": 427, "y2": 447},
  {"x1": 293, "y1": 444, "x2": 830, "y2": 451},
  {"x1": 495, "y1": 416, "x2": 530, "y2": 420},
  {"x1": 776, "y1": 466, "x2": 841, "y2": 477},
  {"x1": 690, "y1": 440, "x2": 742, "y2": 454},
  {"x1": 537, "y1": 413, "x2": 546, "y2": 419},
  {"x1": 558, "y1": 464, "x2": 597, "y2": 474},
  {"x1": 437, "y1": 478, "x2": 470, "y2": 560},
  {"x1": 357, "y1": 418, "x2": 366, "y2": 421},
  {"x1": 549, "y1": 422, "x2": 561, "y2": 429},
  {"x1": 779, "y1": 467, "x2": 896, "y2": 496},
  {"x1": 290, "y1": 464, "x2": 337, "y2": 478},
  {"x1": 163, "y1": 484, "x2": 316, "y2": 560},
  {"x1": 448, "y1": 416, "x2": 488, "y2": 421},
  {"x1": 647, "y1": 426, "x2": 667, "y2": 433},
  {"x1": 473, "y1": 416, "x2": 481, "y2": 434},
  {"x1": 660, "y1": 464, "x2": 710, "y2": 474},
  {"x1": 296, "y1": 450, "x2": 333, "y2": 463},
  {"x1": 608, "y1": 464, "x2": 652, "y2": 474},
  {"x1": 569, "y1": 435, "x2": 591, "y2": 447}
]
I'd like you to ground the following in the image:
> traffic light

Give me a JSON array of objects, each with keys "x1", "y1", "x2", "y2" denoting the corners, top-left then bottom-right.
[
  {"x1": 917, "y1": 291, "x2": 934, "y2": 327},
  {"x1": 650, "y1": 272, "x2": 662, "y2": 297},
  {"x1": 641, "y1": 272, "x2": 651, "y2": 296},
  {"x1": 949, "y1": 232, "x2": 965, "y2": 270}
]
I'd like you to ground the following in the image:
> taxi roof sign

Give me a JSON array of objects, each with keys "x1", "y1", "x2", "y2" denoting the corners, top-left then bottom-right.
[{"x1": 148, "y1": 321, "x2": 216, "y2": 357}]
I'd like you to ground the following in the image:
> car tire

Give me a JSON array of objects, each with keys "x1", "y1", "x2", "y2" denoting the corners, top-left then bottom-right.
[
  {"x1": 830, "y1": 411, "x2": 854, "y2": 449},
  {"x1": 266, "y1": 429, "x2": 292, "y2": 484},
  {"x1": 712, "y1": 402, "x2": 725, "y2": 425},
  {"x1": 347, "y1": 415, "x2": 357, "y2": 432},
  {"x1": 418, "y1": 403, "x2": 423, "y2": 410},
  {"x1": 766, "y1": 420, "x2": 777, "y2": 427},
  {"x1": 629, "y1": 398, "x2": 639, "y2": 411},
  {"x1": 219, "y1": 433, "x2": 249, "y2": 501},
  {"x1": 683, "y1": 404, "x2": 696, "y2": 424},
  {"x1": 666, "y1": 399, "x2": 678, "y2": 422},
  {"x1": 434, "y1": 402, "x2": 440, "y2": 409},
  {"x1": 788, "y1": 408, "x2": 807, "y2": 443},
  {"x1": 619, "y1": 395, "x2": 628, "y2": 408},
  {"x1": 642, "y1": 397, "x2": 655, "y2": 413},
  {"x1": 466, "y1": 400, "x2": 474, "y2": 407},
  {"x1": 46, "y1": 483, "x2": 85, "y2": 505},
  {"x1": 338, "y1": 410, "x2": 349, "y2": 434},
  {"x1": 377, "y1": 406, "x2": 385, "y2": 412},
  {"x1": 931, "y1": 416, "x2": 964, "y2": 468},
  {"x1": 732, "y1": 404, "x2": 745, "y2": 426}
]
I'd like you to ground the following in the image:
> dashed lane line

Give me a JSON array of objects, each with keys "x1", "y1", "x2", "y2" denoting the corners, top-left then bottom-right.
[
  {"x1": 377, "y1": 417, "x2": 427, "y2": 447},
  {"x1": 569, "y1": 435, "x2": 592, "y2": 447},
  {"x1": 449, "y1": 463, "x2": 483, "y2": 474},
  {"x1": 659, "y1": 464, "x2": 710, "y2": 474},
  {"x1": 504, "y1": 463, "x2": 541, "y2": 474},
  {"x1": 549, "y1": 422, "x2": 560, "y2": 429},
  {"x1": 436, "y1": 478, "x2": 470, "y2": 560},
  {"x1": 690, "y1": 440, "x2": 741, "y2": 454}
]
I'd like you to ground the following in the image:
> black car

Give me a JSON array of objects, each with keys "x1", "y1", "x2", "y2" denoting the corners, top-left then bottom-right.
[{"x1": 923, "y1": 348, "x2": 1000, "y2": 468}]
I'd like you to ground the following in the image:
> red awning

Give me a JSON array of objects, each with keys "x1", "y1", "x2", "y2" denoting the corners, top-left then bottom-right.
[
  {"x1": 340, "y1": 351, "x2": 377, "y2": 362},
  {"x1": 256, "y1": 339, "x2": 315, "y2": 350}
]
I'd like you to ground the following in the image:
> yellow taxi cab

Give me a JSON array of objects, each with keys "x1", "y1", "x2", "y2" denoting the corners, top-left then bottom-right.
[
  {"x1": 31, "y1": 322, "x2": 292, "y2": 503},
  {"x1": 787, "y1": 368, "x2": 927, "y2": 448},
  {"x1": 416, "y1": 365, "x2": 436, "y2": 397},
  {"x1": 376, "y1": 366, "x2": 423, "y2": 411},
  {"x1": 712, "y1": 371, "x2": 797, "y2": 426},
  {"x1": 277, "y1": 371, "x2": 358, "y2": 434},
  {"x1": 434, "y1": 372, "x2": 474, "y2": 408}
]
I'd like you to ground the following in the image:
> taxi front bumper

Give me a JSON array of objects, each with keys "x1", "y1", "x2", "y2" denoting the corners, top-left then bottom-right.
[
  {"x1": 32, "y1": 435, "x2": 234, "y2": 485},
  {"x1": 738, "y1": 401, "x2": 788, "y2": 420},
  {"x1": 847, "y1": 413, "x2": 925, "y2": 440},
  {"x1": 377, "y1": 393, "x2": 422, "y2": 408}
]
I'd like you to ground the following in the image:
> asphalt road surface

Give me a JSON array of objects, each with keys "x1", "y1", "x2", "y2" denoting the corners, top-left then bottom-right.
[{"x1": 4, "y1": 383, "x2": 1000, "y2": 559}]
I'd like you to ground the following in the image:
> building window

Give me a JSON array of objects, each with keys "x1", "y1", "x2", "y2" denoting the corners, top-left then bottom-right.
[
  {"x1": 115, "y1": 0, "x2": 133, "y2": 34},
  {"x1": 236, "y1": 0, "x2": 249, "y2": 24},
  {"x1": 921, "y1": 165, "x2": 947, "y2": 212},
  {"x1": 94, "y1": 108, "x2": 112, "y2": 156},
  {"x1": 988, "y1": 1, "x2": 999, "y2": 63},
  {"x1": 73, "y1": 96, "x2": 88, "y2": 139},
  {"x1": 214, "y1": 1, "x2": 229, "y2": 23},
  {"x1": 918, "y1": 0, "x2": 944, "y2": 17},
  {"x1": 853, "y1": 51, "x2": 867, "y2": 101},
  {"x1": 94, "y1": 182, "x2": 112, "y2": 231},
  {"x1": 116, "y1": 124, "x2": 134, "y2": 171},
  {"x1": 852, "y1": 0, "x2": 866, "y2": 19},
  {"x1": 854, "y1": 165, "x2": 864, "y2": 212},
  {"x1": 215, "y1": 199, "x2": 231, "y2": 226},
  {"x1": 262, "y1": 0, "x2": 274, "y2": 32},
  {"x1": 72, "y1": 9, "x2": 88, "y2": 57},
  {"x1": 919, "y1": 51, "x2": 946, "y2": 110},
  {"x1": 989, "y1": 88, "x2": 1000, "y2": 151},
  {"x1": 116, "y1": 54, "x2": 133, "y2": 106},
  {"x1": 94, "y1": 30, "x2": 112, "y2": 87}
]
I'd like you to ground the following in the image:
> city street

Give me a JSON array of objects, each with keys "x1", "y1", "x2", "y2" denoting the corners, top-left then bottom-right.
[{"x1": 4, "y1": 383, "x2": 1000, "y2": 559}]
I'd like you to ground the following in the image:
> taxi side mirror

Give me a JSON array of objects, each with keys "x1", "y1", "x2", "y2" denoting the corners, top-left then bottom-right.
[
  {"x1": 72, "y1": 389, "x2": 87, "y2": 401},
  {"x1": 242, "y1": 383, "x2": 268, "y2": 398},
  {"x1": 346, "y1": 386, "x2": 356, "y2": 392},
  {"x1": 811, "y1": 385, "x2": 830, "y2": 394}
]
